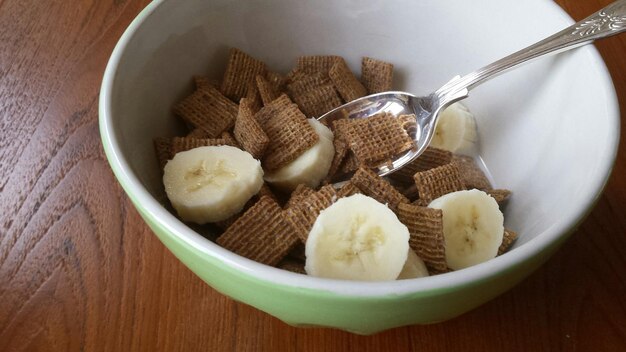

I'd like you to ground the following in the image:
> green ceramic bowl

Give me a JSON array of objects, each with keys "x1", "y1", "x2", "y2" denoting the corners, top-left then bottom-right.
[{"x1": 99, "y1": 0, "x2": 620, "y2": 334}]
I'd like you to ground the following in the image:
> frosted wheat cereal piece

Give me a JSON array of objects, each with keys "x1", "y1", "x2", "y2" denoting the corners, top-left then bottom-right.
[
  {"x1": 233, "y1": 98, "x2": 270, "y2": 159},
  {"x1": 256, "y1": 75, "x2": 280, "y2": 105},
  {"x1": 284, "y1": 184, "x2": 315, "y2": 209},
  {"x1": 278, "y1": 258, "x2": 306, "y2": 274},
  {"x1": 287, "y1": 73, "x2": 343, "y2": 118},
  {"x1": 487, "y1": 189, "x2": 512, "y2": 206},
  {"x1": 335, "y1": 181, "x2": 361, "y2": 198},
  {"x1": 452, "y1": 154, "x2": 492, "y2": 190},
  {"x1": 323, "y1": 137, "x2": 349, "y2": 183},
  {"x1": 153, "y1": 137, "x2": 172, "y2": 170},
  {"x1": 186, "y1": 128, "x2": 211, "y2": 139},
  {"x1": 413, "y1": 163, "x2": 466, "y2": 204},
  {"x1": 361, "y1": 57, "x2": 393, "y2": 93},
  {"x1": 253, "y1": 94, "x2": 293, "y2": 126},
  {"x1": 169, "y1": 136, "x2": 237, "y2": 156},
  {"x1": 284, "y1": 185, "x2": 337, "y2": 242},
  {"x1": 216, "y1": 196, "x2": 298, "y2": 266},
  {"x1": 333, "y1": 112, "x2": 413, "y2": 166},
  {"x1": 260, "y1": 99, "x2": 319, "y2": 171},
  {"x1": 194, "y1": 75, "x2": 218, "y2": 91},
  {"x1": 498, "y1": 229, "x2": 518, "y2": 255},
  {"x1": 220, "y1": 48, "x2": 267, "y2": 102},
  {"x1": 350, "y1": 167, "x2": 409, "y2": 211},
  {"x1": 296, "y1": 55, "x2": 344, "y2": 75},
  {"x1": 329, "y1": 60, "x2": 367, "y2": 102},
  {"x1": 389, "y1": 147, "x2": 453, "y2": 184},
  {"x1": 172, "y1": 87, "x2": 237, "y2": 137},
  {"x1": 397, "y1": 202, "x2": 447, "y2": 272}
]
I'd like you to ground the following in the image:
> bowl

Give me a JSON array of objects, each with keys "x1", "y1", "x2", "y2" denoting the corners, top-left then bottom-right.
[{"x1": 99, "y1": 0, "x2": 620, "y2": 334}]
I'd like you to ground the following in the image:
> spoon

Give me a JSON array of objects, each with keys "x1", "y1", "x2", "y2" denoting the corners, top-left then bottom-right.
[{"x1": 318, "y1": 0, "x2": 626, "y2": 177}]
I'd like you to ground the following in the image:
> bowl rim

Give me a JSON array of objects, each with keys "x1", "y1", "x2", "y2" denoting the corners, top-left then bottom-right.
[{"x1": 99, "y1": 0, "x2": 621, "y2": 297}]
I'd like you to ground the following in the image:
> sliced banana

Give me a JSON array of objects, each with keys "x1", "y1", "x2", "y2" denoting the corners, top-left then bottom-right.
[
  {"x1": 163, "y1": 145, "x2": 263, "y2": 224},
  {"x1": 428, "y1": 189, "x2": 504, "y2": 270},
  {"x1": 430, "y1": 102, "x2": 477, "y2": 155},
  {"x1": 264, "y1": 118, "x2": 335, "y2": 191},
  {"x1": 305, "y1": 194, "x2": 409, "y2": 281},
  {"x1": 397, "y1": 249, "x2": 429, "y2": 280}
]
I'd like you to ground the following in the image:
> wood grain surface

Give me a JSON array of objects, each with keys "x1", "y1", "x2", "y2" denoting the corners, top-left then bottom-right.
[{"x1": 1, "y1": 0, "x2": 625, "y2": 351}]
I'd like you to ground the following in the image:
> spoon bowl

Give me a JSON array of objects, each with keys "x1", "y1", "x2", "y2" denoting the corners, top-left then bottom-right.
[{"x1": 317, "y1": 88, "x2": 466, "y2": 176}]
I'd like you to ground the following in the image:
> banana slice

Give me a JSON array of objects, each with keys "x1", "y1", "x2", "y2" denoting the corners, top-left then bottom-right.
[
  {"x1": 428, "y1": 189, "x2": 504, "y2": 270},
  {"x1": 163, "y1": 145, "x2": 263, "y2": 224},
  {"x1": 264, "y1": 118, "x2": 335, "y2": 191},
  {"x1": 397, "y1": 249, "x2": 429, "y2": 280},
  {"x1": 430, "y1": 102, "x2": 477, "y2": 155},
  {"x1": 305, "y1": 194, "x2": 409, "y2": 281}
]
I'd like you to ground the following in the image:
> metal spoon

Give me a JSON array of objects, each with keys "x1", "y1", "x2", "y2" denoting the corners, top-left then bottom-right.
[{"x1": 318, "y1": 0, "x2": 626, "y2": 176}]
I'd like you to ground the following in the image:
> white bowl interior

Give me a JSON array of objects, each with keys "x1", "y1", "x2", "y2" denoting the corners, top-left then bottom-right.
[{"x1": 106, "y1": 0, "x2": 618, "y2": 287}]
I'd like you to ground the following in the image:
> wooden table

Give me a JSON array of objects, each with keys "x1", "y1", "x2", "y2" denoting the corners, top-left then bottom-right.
[{"x1": 1, "y1": 0, "x2": 625, "y2": 351}]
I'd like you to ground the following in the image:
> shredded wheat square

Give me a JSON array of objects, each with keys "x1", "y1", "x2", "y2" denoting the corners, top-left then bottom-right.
[
  {"x1": 334, "y1": 112, "x2": 413, "y2": 166},
  {"x1": 329, "y1": 60, "x2": 367, "y2": 102},
  {"x1": 350, "y1": 167, "x2": 409, "y2": 211},
  {"x1": 285, "y1": 185, "x2": 337, "y2": 242},
  {"x1": 216, "y1": 196, "x2": 298, "y2": 266},
  {"x1": 233, "y1": 98, "x2": 270, "y2": 158},
  {"x1": 361, "y1": 57, "x2": 393, "y2": 93},
  {"x1": 172, "y1": 87, "x2": 238, "y2": 137},
  {"x1": 220, "y1": 48, "x2": 267, "y2": 102},
  {"x1": 397, "y1": 203, "x2": 447, "y2": 272}
]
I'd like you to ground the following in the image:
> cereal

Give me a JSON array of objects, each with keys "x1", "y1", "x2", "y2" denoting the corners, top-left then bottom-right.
[
  {"x1": 452, "y1": 154, "x2": 492, "y2": 190},
  {"x1": 153, "y1": 137, "x2": 172, "y2": 170},
  {"x1": 334, "y1": 112, "x2": 413, "y2": 166},
  {"x1": 260, "y1": 99, "x2": 320, "y2": 171},
  {"x1": 400, "y1": 184, "x2": 420, "y2": 201},
  {"x1": 296, "y1": 55, "x2": 343, "y2": 75},
  {"x1": 220, "y1": 48, "x2": 267, "y2": 102},
  {"x1": 220, "y1": 131, "x2": 240, "y2": 148},
  {"x1": 498, "y1": 229, "x2": 518, "y2": 255},
  {"x1": 216, "y1": 196, "x2": 298, "y2": 266},
  {"x1": 186, "y1": 128, "x2": 211, "y2": 139},
  {"x1": 173, "y1": 87, "x2": 238, "y2": 137},
  {"x1": 169, "y1": 136, "x2": 238, "y2": 156},
  {"x1": 289, "y1": 77, "x2": 343, "y2": 118},
  {"x1": 266, "y1": 71, "x2": 287, "y2": 92},
  {"x1": 233, "y1": 98, "x2": 270, "y2": 158},
  {"x1": 351, "y1": 167, "x2": 409, "y2": 211},
  {"x1": 194, "y1": 75, "x2": 217, "y2": 91},
  {"x1": 487, "y1": 189, "x2": 512, "y2": 205},
  {"x1": 336, "y1": 181, "x2": 361, "y2": 198},
  {"x1": 243, "y1": 80, "x2": 263, "y2": 113},
  {"x1": 284, "y1": 184, "x2": 315, "y2": 209},
  {"x1": 256, "y1": 75, "x2": 280, "y2": 105},
  {"x1": 278, "y1": 258, "x2": 306, "y2": 274},
  {"x1": 295, "y1": 85, "x2": 343, "y2": 118},
  {"x1": 285, "y1": 185, "x2": 337, "y2": 242},
  {"x1": 329, "y1": 60, "x2": 367, "y2": 102},
  {"x1": 254, "y1": 93, "x2": 293, "y2": 126},
  {"x1": 361, "y1": 57, "x2": 393, "y2": 93},
  {"x1": 396, "y1": 203, "x2": 447, "y2": 272},
  {"x1": 323, "y1": 137, "x2": 349, "y2": 183},
  {"x1": 413, "y1": 163, "x2": 466, "y2": 204},
  {"x1": 287, "y1": 72, "x2": 331, "y2": 97},
  {"x1": 389, "y1": 147, "x2": 453, "y2": 184},
  {"x1": 339, "y1": 151, "x2": 361, "y2": 175}
]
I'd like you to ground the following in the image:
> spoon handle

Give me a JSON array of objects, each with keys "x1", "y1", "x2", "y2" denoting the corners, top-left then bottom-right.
[{"x1": 437, "y1": 0, "x2": 626, "y2": 98}]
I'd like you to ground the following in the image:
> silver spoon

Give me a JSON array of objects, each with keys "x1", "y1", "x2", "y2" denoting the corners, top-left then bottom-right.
[{"x1": 318, "y1": 0, "x2": 626, "y2": 176}]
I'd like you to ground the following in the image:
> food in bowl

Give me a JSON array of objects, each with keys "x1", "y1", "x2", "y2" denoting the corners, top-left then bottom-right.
[{"x1": 154, "y1": 48, "x2": 516, "y2": 281}]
